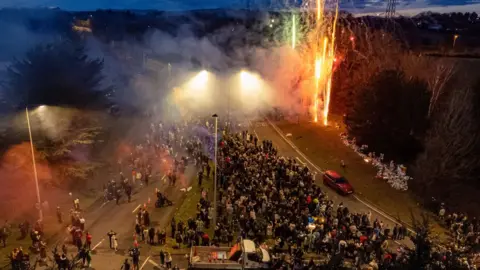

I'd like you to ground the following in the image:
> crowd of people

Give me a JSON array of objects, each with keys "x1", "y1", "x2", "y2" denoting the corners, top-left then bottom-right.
[
  {"x1": 4, "y1": 113, "x2": 480, "y2": 270},
  {"x1": 162, "y1": 117, "x2": 478, "y2": 269}
]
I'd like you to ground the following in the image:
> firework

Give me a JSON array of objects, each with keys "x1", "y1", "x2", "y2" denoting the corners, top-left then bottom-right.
[{"x1": 298, "y1": 0, "x2": 339, "y2": 125}]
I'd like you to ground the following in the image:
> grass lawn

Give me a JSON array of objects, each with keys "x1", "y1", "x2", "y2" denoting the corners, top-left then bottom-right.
[
  {"x1": 273, "y1": 118, "x2": 448, "y2": 241},
  {"x1": 151, "y1": 167, "x2": 214, "y2": 255}
]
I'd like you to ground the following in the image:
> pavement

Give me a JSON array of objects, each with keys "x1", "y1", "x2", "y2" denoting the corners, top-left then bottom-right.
[
  {"x1": 28, "y1": 157, "x2": 196, "y2": 270},
  {"x1": 251, "y1": 118, "x2": 414, "y2": 252}
]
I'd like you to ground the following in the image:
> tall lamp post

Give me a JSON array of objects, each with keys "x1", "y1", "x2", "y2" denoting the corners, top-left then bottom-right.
[
  {"x1": 212, "y1": 113, "x2": 218, "y2": 228},
  {"x1": 26, "y1": 107, "x2": 43, "y2": 221}
]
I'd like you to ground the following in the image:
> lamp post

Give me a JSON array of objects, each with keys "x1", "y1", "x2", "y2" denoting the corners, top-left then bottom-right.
[
  {"x1": 26, "y1": 107, "x2": 43, "y2": 221},
  {"x1": 212, "y1": 113, "x2": 218, "y2": 228}
]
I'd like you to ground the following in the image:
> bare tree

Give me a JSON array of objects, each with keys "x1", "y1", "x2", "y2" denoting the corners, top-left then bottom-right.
[
  {"x1": 401, "y1": 56, "x2": 456, "y2": 118},
  {"x1": 413, "y1": 85, "x2": 480, "y2": 204}
]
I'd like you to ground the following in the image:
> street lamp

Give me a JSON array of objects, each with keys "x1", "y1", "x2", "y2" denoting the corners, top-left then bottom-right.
[
  {"x1": 26, "y1": 107, "x2": 43, "y2": 221},
  {"x1": 212, "y1": 113, "x2": 218, "y2": 228}
]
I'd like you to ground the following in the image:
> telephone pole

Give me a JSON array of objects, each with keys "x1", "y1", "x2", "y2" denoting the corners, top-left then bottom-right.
[{"x1": 386, "y1": 0, "x2": 396, "y2": 18}]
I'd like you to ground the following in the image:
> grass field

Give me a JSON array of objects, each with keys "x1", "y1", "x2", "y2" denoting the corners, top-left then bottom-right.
[{"x1": 273, "y1": 118, "x2": 448, "y2": 240}]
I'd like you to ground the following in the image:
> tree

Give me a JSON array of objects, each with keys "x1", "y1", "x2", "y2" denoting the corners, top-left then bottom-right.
[
  {"x1": 345, "y1": 69, "x2": 430, "y2": 163},
  {"x1": 1, "y1": 40, "x2": 112, "y2": 186},
  {"x1": 2, "y1": 40, "x2": 111, "y2": 110},
  {"x1": 413, "y1": 82, "x2": 480, "y2": 213}
]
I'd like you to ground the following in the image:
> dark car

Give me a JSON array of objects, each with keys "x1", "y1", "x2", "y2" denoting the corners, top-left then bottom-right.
[{"x1": 323, "y1": 170, "x2": 354, "y2": 195}]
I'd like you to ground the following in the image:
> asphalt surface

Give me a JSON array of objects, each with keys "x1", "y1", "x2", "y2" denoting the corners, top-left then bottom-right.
[
  {"x1": 33, "y1": 158, "x2": 195, "y2": 270},
  {"x1": 252, "y1": 119, "x2": 414, "y2": 252}
]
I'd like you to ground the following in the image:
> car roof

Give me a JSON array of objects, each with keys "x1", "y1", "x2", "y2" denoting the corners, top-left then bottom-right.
[{"x1": 325, "y1": 170, "x2": 342, "y2": 179}]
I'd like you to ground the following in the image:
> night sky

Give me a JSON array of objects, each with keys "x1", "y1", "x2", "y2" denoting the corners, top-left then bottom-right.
[{"x1": 0, "y1": 0, "x2": 479, "y2": 15}]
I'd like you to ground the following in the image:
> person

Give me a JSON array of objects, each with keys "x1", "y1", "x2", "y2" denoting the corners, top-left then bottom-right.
[
  {"x1": 165, "y1": 251, "x2": 172, "y2": 269},
  {"x1": 121, "y1": 258, "x2": 131, "y2": 270},
  {"x1": 148, "y1": 227, "x2": 155, "y2": 245},
  {"x1": 125, "y1": 184, "x2": 132, "y2": 203},
  {"x1": 170, "y1": 218, "x2": 176, "y2": 238},
  {"x1": 79, "y1": 247, "x2": 87, "y2": 266},
  {"x1": 0, "y1": 226, "x2": 8, "y2": 247},
  {"x1": 144, "y1": 211, "x2": 150, "y2": 227},
  {"x1": 107, "y1": 230, "x2": 117, "y2": 249},
  {"x1": 85, "y1": 231, "x2": 92, "y2": 249},
  {"x1": 86, "y1": 248, "x2": 92, "y2": 268},
  {"x1": 159, "y1": 250, "x2": 165, "y2": 266},
  {"x1": 130, "y1": 247, "x2": 140, "y2": 270},
  {"x1": 73, "y1": 198, "x2": 80, "y2": 210},
  {"x1": 56, "y1": 207, "x2": 63, "y2": 224},
  {"x1": 197, "y1": 170, "x2": 203, "y2": 186},
  {"x1": 115, "y1": 189, "x2": 121, "y2": 205},
  {"x1": 113, "y1": 234, "x2": 119, "y2": 251}
]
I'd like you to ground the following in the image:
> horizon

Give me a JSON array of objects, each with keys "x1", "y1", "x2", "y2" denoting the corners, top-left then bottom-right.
[{"x1": 1, "y1": 0, "x2": 480, "y2": 16}]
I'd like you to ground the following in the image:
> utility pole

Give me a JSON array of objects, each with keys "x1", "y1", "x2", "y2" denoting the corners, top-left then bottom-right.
[
  {"x1": 212, "y1": 114, "x2": 218, "y2": 229},
  {"x1": 26, "y1": 107, "x2": 43, "y2": 221},
  {"x1": 386, "y1": 0, "x2": 396, "y2": 18}
]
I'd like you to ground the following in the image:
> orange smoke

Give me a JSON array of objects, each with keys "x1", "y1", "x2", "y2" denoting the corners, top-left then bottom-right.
[{"x1": 0, "y1": 143, "x2": 52, "y2": 220}]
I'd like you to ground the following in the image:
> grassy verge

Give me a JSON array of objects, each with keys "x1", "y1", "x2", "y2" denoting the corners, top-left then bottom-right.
[
  {"x1": 273, "y1": 119, "x2": 449, "y2": 241},
  {"x1": 151, "y1": 166, "x2": 215, "y2": 255}
]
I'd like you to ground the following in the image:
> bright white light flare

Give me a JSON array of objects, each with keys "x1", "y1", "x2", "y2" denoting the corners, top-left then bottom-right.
[
  {"x1": 240, "y1": 71, "x2": 261, "y2": 94},
  {"x1": 185, "y1": 70, "x2": 209, "y2": 96}
]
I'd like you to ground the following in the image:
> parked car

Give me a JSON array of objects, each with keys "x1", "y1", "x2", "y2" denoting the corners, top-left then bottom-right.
[{"x1": 323, "y1": 170, "x2": 354, "y2": 195}]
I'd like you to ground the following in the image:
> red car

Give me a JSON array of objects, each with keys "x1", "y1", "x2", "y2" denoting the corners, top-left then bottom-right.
[{"x1": 323, "y1": 170, "x2": 354, "y2": 195}]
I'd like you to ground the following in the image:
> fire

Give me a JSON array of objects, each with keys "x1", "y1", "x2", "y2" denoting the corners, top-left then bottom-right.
[{"x1": 302, "y1": 0, "x2": 339, "y2": 125}]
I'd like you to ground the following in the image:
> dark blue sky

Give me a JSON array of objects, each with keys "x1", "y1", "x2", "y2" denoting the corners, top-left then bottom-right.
[{"x1": 1, "y1": 0, "x2": 479, "y2": 14}]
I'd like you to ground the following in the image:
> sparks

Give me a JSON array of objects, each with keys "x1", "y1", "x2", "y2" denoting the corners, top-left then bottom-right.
[{"x1": 308, "y1": 0, "x2": 339, "y2": 125}]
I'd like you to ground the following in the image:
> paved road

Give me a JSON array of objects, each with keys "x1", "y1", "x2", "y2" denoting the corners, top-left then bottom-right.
[
  {"x1": 33, "y1": 160, "x2": 195, "y2": 270},
  {"x1": 251, "y1": 119, "x2": 413, "y2": 252}
]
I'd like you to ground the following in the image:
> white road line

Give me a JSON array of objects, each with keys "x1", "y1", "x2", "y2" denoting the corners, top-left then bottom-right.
[
  {"x1": 295, "y1": 157, "x2": 306, "y2": 165},
  {"x1": 139, "y1": 256, "x2": 151, "y2": 270},
  {"x1": 264, "y1": 118, "x2": 413, "y2": 230},
  {"x1": 132, "y1": 204, "x2": 141, "y2": 213},
  {"x1": 148, "y1": 259, "x2": 159, "y2": 267},
  {"x1": 100, "y1": 201, "x2": 110, "y2": 208},
  {"x1": 91, "y1": 238, "x2": 105, "y2": 251}
]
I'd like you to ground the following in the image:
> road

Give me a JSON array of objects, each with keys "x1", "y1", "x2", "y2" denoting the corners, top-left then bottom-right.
[
  {"x1": 251, "y1": 119, "x2": 413, "y2": 251},
  {"x1": 34, "y1": 160, "x2": 195, "y2": 270}
]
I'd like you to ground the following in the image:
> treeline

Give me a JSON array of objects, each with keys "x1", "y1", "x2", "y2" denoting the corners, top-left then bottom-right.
[
  {"x1": 0, "y1": 39, "x2": 113, "y2": 188},
  {"x1": 332, "y1": 27, "x2": 480, "y2": 215}
]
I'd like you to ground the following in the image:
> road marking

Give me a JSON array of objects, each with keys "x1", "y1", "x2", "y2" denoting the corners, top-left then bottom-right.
[
  {"x1": 148, "y1": 259, "x2": 159, "y2": 267},
  {"x1": 132, "y1": 204, "x2": 141, "y2": 213},
  {"x1": 264, "y1": 118, "x2": 414, "y2": 231},
  {"x1": 140, "y1": 256, "x2": 151, "y2": 270},
  {"x1": 100, "y1": 201, "x2": 110, "y2": 208},
  {"x1": 295, "y1": 157, "x2": 306, "y2": 165},
  {"x1": 91, "y1": 238, "x2": 105, "y2": 251}
]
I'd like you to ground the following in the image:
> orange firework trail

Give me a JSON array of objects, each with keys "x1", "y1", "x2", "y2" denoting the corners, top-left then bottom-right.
[{"x1": 308, "y1": 0, "x2": 339, "y2": 125}]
